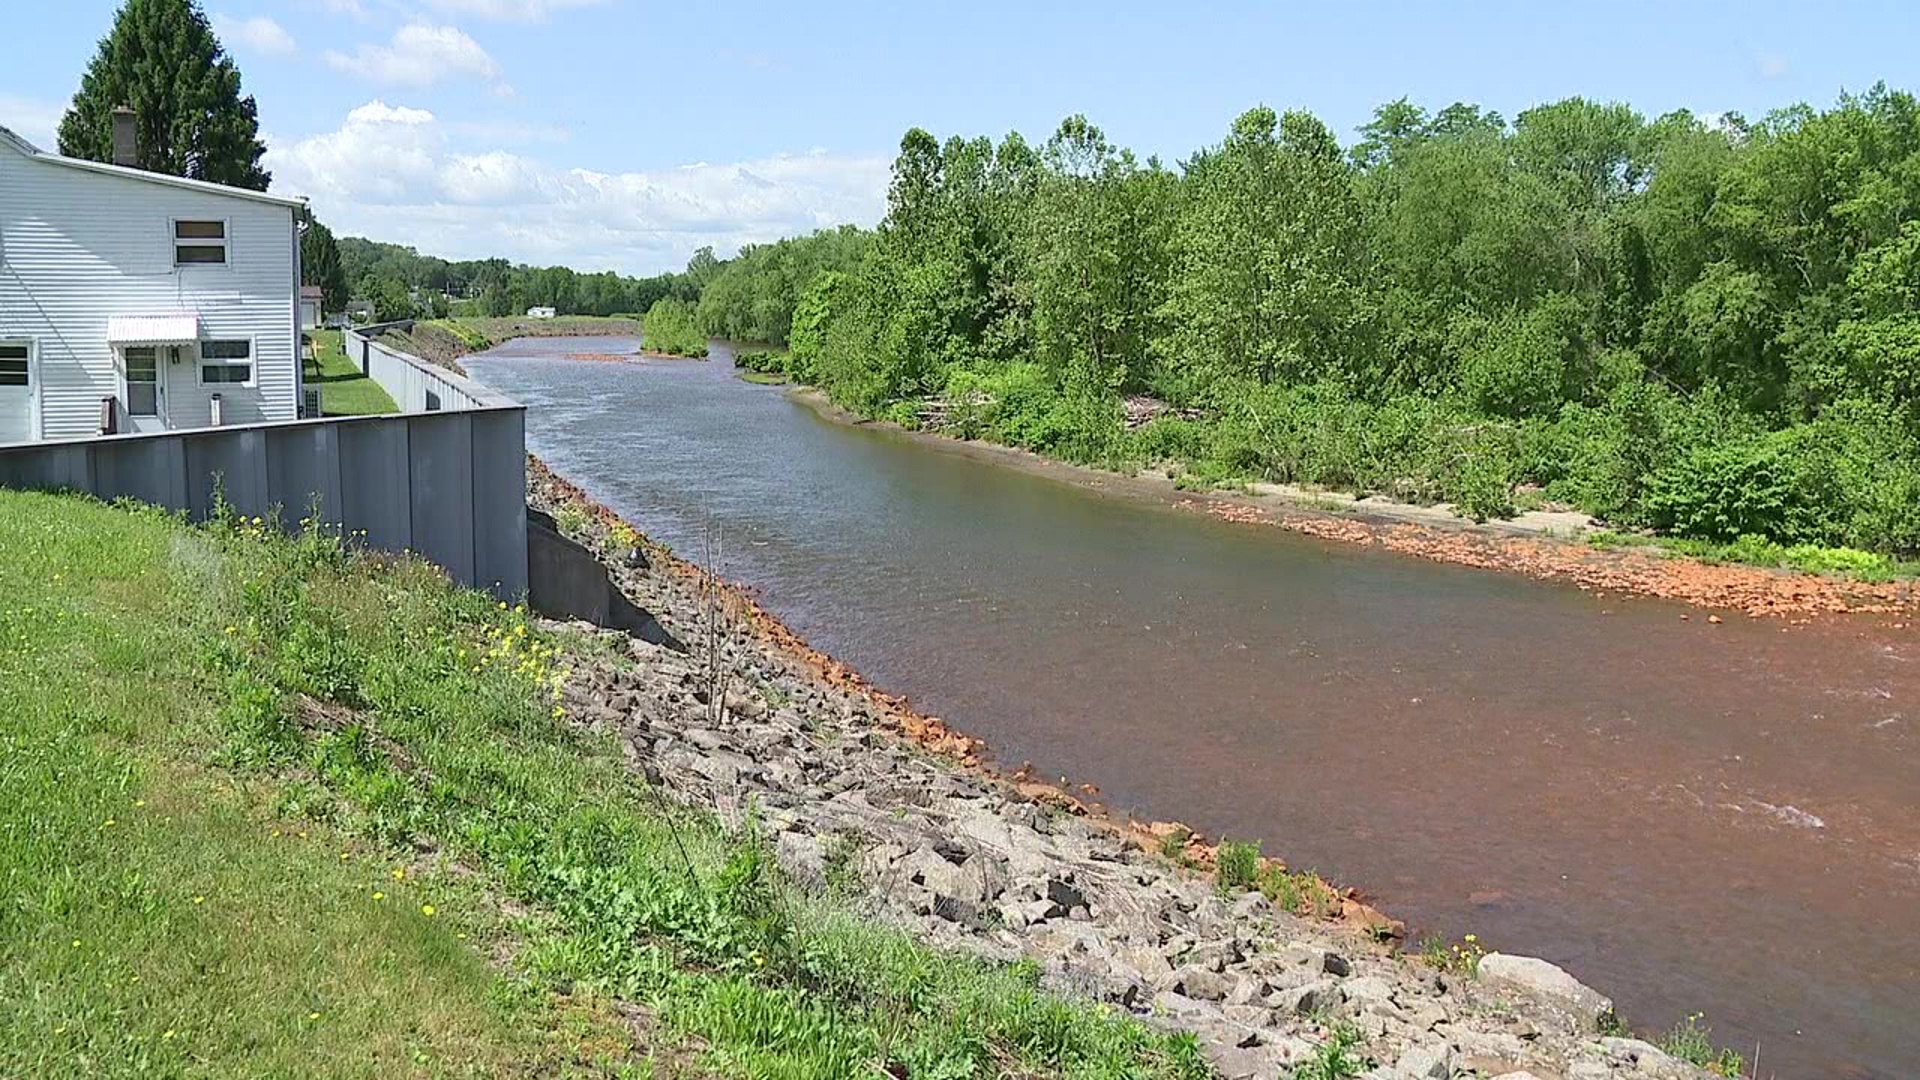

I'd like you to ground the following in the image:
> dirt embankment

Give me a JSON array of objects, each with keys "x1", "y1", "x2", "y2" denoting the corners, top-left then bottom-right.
[
  {"x1": 389, "y1": 317, "x2": 641, "y2": 371},
  {"x1": 787, "y1": 388, "x2": 1919, "y2": 622}
]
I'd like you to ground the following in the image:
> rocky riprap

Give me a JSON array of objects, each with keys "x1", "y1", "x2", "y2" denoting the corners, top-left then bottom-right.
[{"x1": 530, "y1": 460, "x2": 1715, "y2": 1080}]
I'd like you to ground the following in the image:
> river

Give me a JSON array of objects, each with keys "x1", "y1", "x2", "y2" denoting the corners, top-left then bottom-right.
[{"x1": 468, "y1": 336, "x2": 1919, "y2": 1080}]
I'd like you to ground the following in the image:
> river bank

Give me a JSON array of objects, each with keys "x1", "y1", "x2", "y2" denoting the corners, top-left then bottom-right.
[
  {"x1": 525, "y1": 456, "x2": 1727, "y2": 1080},
  {"x1": 447, "y1": 331, "x2": 1919, "y2": 1077},
  {"x1": 787, "y1": 388, "x2": 1918, "y2": 621}
]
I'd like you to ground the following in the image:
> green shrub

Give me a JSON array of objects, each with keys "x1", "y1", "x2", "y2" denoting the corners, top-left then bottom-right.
[
  {"x1": 1213, "y1": 840, "x2": 1260, "y2": 892},
  {"x1": 642, "y1": 297, "x2": 709, "y2": 357},
  {"x1": 1644, "y1": 428, "x2": 1843, "y2": 545},
  {"x1": 1447, "y1": 433, "x2": 1518, "y2": 521}
]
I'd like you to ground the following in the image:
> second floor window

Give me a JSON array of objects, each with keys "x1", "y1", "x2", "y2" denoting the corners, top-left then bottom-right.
[{"x1": 174, "y1": 220, "x2": 227, "y2": 266}]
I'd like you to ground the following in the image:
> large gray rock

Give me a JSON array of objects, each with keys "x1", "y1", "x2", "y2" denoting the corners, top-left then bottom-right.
[
  {"x1": 1173, "y1": 965, "x2": 1233, "y2": 1002},
  {"x1": 1599, "y1": 1035, "x2": 1685, "y2": 1074},
  {"x1": 1270, "y1": 978, "x2": 1342, "y2": 1016},
  {"x1": 1394, "y1": 1041, "x2": 1453, "y2": 1079},
  {"x1": 1478, "y1": 953, "x2": 1614, "y2": 1028}
]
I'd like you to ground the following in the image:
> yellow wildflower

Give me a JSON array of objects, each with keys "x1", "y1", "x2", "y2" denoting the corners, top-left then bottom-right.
[{"x1": 420, "y1": 904, "x2": 436, "y2": 917}]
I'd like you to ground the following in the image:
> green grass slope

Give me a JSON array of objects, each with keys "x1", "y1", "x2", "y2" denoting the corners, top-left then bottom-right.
[{"x1": 0, "y1": 490, "x2": 1207, "y2": 1080}]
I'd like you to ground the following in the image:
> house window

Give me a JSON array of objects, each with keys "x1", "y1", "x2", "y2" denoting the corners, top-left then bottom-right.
[
  {"x1": 199, "y1": 340, "x2": 253, "y2": 385},
  {"x1": 124, "y1": 347, "x2": 159, "y2": 415},
  {"x1": 0, "y1": 344, "x2": 28, "y2": 387},
  {"x1": 174, "y1": 220, "x2": 228, "y2": 266}
]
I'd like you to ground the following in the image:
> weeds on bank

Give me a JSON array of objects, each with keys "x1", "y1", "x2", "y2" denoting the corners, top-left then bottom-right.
[
  {"x1": 1586, "y1": 529, "x2": 1916, "y2": 582},
  {"x1": 8, "y1": 490, "x2": 1210, "y2": 1079},
  {"x1": 1417, "y1": 934, "x2": 1484, "y2": 977},
  {"x1": 1202, "y1": 836, "x2": 1342, "y2": 919},
  {"x1": 1157, "y1": 826, "x2": 1194, "y2": 864},
  {"x1": 1258, "y1": 865, "x2": 1339, "y2": 918},
  {"x1": 1213, "y1": 839, "x2": 1260, "y2": 892},
  {"x1": 1293, "y1": 1025, "x2": 1368, "y2": 1080},
  {"x1": 1660, "y1": 1013, "x2": 1747, "y2": 1077}
]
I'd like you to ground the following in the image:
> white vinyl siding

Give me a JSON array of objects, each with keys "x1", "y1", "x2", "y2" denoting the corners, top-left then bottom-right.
[{"x1": 0, "y1": 146, "x2": 298, "y2": 437}]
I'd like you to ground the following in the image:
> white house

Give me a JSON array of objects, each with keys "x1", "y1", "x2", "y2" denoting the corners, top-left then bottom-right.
[
  {"x1": 0, "y1": 119, "x2": 306, "y2": 444},
  {"x1": 526, "y1": 306, "x2": 556, "y2": 319}
]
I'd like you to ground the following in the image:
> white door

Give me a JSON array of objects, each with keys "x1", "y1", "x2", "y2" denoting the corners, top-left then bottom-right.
[
  {"x1": 122, "y1": 345, "x2": 169, "y2": 433},
  {"x1": 0, "y1": 341, "x2": 34, "y2": 443}
]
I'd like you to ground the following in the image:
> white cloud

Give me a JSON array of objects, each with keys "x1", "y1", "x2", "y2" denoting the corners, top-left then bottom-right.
[
  {"x1": 265, "y1": 102, "x2": 888, "y2": 274},
  {"x1": 325, "y1": 24, "x2": 501, "y2": 89},
  {"x1": 213, "y1": 14, "x2": 296, "y2": 55},
  {"x1": 0, "y1": 94, "x2": 64, "y2": 151},
  {"x1": 310, "y1": 0, "x2": 370, "y2": 19},
  {"x1": 425, "y1": 0, "x2": 606, "y2": 22}
]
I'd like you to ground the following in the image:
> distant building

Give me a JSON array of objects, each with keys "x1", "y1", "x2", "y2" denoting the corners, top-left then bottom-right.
[
  {"x1": 299, "y1": 285, "x2": 324, "y2": 330},
  {"x1": 0, "y1": 114, "x2": 306, "y2": 443},
  {"x1": 526, "y1": 306, "x2": 556, "y2": 319}
]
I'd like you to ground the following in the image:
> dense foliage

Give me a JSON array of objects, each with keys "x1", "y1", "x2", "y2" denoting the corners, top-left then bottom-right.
[
  {"x1": 337, "y1": 236, "x2": 700, "y2": 321},
  {"x1": 694, "y1": 226, "x2": 871, "y2": 345},
  {"x1": 57, "y1": 0, "x2": 270, "y2": 189},
  {"x1": 302, "y1": 219, "x2": 349, "y2": 314},
  {"x1": 726, "y1": 89, "x2": 1920, "y2": 553},
  {"x1": 641, "y1": 296, "x2": 709, "y2": 357}
]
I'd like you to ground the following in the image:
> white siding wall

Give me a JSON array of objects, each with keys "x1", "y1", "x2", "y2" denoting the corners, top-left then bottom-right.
[{"x1": 0, "y1": 148, "x2": 298, "y2": 438}]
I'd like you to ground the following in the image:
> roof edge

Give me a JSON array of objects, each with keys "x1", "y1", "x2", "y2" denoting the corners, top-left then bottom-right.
[{"x1": 0, "y1": 123, "x2": 306, "y2": 210}]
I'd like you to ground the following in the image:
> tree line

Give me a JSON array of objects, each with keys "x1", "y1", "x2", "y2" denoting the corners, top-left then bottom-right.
[
  {"x1": 47, "y1": 1, "x2": 1917, "y2": 556},
  {"x1": 694, "y1": 89, "x2": 1920, "y2": 557},
  {"x1": 334, "y1": 236, "x2": 707, "y2": 322}
]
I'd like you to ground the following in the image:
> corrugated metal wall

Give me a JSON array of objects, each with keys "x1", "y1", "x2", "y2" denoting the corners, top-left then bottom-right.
[{"x1": 0, "y1": 409, "x2": 529, "y2": 600}]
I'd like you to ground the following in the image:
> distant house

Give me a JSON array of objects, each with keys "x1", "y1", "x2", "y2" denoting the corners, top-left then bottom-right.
[
  {"x1": 526, "y1": 306, "x2": 556, "y2": 319},
  {"x1": 300, "y1": 285, "x2": 324, "y2": 330},
  {"x1": 0, "y1": 114, "x2": 306, "y2": 443},
  {"x1": 345, "y1": 298, "x2": 374, "y2": 324}
]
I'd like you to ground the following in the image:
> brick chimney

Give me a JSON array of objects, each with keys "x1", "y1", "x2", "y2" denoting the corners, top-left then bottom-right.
[{"x1": 110, "y1": 105, "x2": 137, "y2": 167}]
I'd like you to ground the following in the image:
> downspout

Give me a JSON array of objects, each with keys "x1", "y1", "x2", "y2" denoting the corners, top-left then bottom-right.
[{"x1": 294, "y1": 200, "x2": 309, "y2": 417}]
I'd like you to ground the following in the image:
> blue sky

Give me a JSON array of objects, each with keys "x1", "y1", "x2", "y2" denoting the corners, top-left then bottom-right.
[{"x1": 2, "y1": 1, "x2": 1912, "y2": 274}]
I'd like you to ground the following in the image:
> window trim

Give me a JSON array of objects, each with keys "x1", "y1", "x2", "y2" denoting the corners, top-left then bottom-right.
[
  {"x1": 196, "y1": 337, "x2": 256, "y2": 389},
  {"x1": 171, "y1": 217, "x2": 231, "y2": 269},
  {"x1": 0, "y1": 338, "x2": 39, "y2": 442}
]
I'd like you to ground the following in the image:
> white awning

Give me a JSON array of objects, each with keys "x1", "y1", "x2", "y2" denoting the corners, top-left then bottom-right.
[{"x1": 107, "y1": 314, "x2": 199, "y2": 346}]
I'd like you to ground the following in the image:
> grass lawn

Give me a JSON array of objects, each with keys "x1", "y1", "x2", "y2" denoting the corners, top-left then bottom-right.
[
  {"x1": 306, "y1": 331, "x2": 398, "y2": 416},
  {"x1": 0, "y1": 490, "x2": 1208, "y2": 1080}
]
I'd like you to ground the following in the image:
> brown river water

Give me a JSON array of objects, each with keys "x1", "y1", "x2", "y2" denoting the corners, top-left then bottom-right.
[{"x1": 468, "y1": 337, "x2": 1920, "y2": 1079}]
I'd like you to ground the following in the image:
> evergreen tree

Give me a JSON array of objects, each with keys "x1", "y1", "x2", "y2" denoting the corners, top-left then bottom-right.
[
  {"x1": 302, "y1": 220, "x2": 350, "y2": 315},
  {"x1": 57, "y1": 0, "x2": 270, "y2": 190}
]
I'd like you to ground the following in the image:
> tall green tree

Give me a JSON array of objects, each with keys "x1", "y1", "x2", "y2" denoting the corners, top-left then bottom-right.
[
  {"x1": 1156, "y1": 107, "x2": 1377, "y2": 395},
  {"x1": 302, "y1": 219, "x2": 349, "y2": 315},
  {"x1": 57, "y1": 0, "x2": 270, "y2": 190}
]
